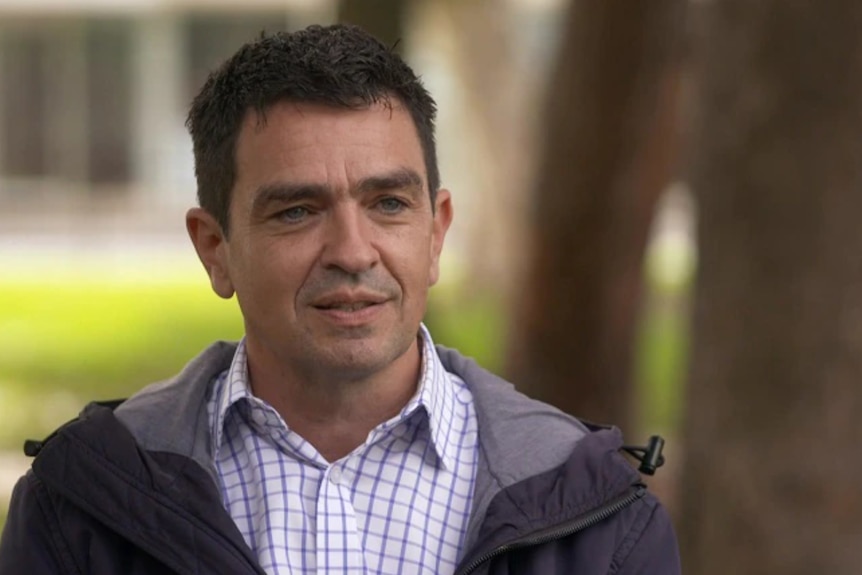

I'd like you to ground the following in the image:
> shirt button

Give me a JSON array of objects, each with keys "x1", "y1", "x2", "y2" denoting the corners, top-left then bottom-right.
[
  {"x1": 329, "y1": 466, "x2": 342, "y2": 485},
  {"x1": 252, "y1": 411, "x2": 267, "y2": 426}
]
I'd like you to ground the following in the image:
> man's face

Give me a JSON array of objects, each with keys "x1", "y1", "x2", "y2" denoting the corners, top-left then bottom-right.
[{"x1": 191, "y1": 100, "x2": 452, "y2": 384}]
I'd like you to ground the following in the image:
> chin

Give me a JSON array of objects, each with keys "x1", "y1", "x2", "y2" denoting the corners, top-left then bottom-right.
[{"x1": 317, "y1": 337, "x2": 412, "y2": 378}]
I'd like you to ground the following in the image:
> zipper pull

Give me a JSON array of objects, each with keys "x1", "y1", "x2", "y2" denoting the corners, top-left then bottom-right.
[
  {"x1": 24, "y1": 439, "x2": 44, "y2": 457},
  {"x1": 622, "y1": 435, "x2": 666, "y2": 475}
]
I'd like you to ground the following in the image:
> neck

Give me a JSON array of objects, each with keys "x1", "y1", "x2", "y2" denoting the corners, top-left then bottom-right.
[{"x1": 246, "y1": 338, "x2": 422, "y2": 462}]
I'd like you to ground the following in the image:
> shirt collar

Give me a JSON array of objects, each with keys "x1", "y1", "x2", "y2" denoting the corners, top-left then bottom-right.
[
  {"x1": 210, "y1": 338, "x2": 254, "y2": 459},
  {"x1": 211, "y1": 323, "x2": 459, "y2": 470},
  {"x1": 395, "y1": 323, "x2": 459, "y2": 470}
]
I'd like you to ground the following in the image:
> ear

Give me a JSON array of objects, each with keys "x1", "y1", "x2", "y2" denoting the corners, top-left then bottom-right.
[
  {"x1": 428, "y1": 189, "x2": 454, "y2": 286},
  {"x1": 186, "y1": 207, "x2": 235, "y2": 299}
]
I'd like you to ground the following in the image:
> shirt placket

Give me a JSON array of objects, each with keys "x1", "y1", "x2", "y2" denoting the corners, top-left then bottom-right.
[{"x1": 317, "y1": 462, "x2": 366, "y2": 574}]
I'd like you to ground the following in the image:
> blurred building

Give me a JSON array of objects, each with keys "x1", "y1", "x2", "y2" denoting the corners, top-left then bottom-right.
[
  {"x1": 0, "y1": 0, "x2": 567, "y2": 279},
  {"x1": 0, "y1": 0, "x2": 336, "y2": 234}
]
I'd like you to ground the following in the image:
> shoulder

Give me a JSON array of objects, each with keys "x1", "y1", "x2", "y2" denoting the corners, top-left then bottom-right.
[
  {"x1": 113, "y1": 340, "x2": 237, "y2": 454},
  {"x1": 0, "y1": 472, "x2": 75, "y2": 573},
  {"x1": 611, "y1": 490, "x2": 681, "y2": 574},
  {"x1": 436, "y1": 344, "x2": 590, "y2": 484},
  {"x1": 436, "y1": 344, "x2": 681, "y2": 572}
]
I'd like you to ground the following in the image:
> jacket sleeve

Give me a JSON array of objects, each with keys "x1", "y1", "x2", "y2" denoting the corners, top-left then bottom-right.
[
  {"x1": 614, "y1": 494, "x2": 681, "y2": 575},
  {"x1": 0, "y1": 473, "x2": 72, "y2": 575}
]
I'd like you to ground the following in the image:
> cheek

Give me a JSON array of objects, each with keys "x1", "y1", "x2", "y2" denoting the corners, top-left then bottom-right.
[
  {"x1": 388, "y1": 236, "x2": 436, "y2": 297},
  {"x1": 281, "y1": 249, "x2": 333, "y2": 315},
  {"x1": 235, "y1": 242, "x2": 304, "y2": 304}
]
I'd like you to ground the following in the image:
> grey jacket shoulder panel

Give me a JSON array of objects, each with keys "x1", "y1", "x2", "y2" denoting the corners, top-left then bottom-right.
[
  {"x1": 434, "y1": 346, "x2": 591, "y2": 547},
  {"x1": 114, "y1": 340, "x2": 238, "y2": 485},
  {"x1": 435, "y1": 346, "x2": 589, "y2": 485}
]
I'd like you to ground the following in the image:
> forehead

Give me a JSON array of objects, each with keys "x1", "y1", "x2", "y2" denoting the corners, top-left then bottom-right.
[{"x1": 233, "y1": 100, "x2": 425, "y2": 192}]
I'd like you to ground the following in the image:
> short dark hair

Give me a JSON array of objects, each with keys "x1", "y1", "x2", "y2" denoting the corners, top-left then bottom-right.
[{"x1": 186, "y1": 24, "x2": 439, "y2": 234}]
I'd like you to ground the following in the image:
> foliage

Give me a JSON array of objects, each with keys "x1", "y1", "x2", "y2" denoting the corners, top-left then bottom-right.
[
  {"x1": 634, "y1": 294, "x2": 688, "y2": 434},
  {"x1": 424, "y1": 285, "x2": 506, "y2": 374},
  {"x1": 0, "y1": 278, "x2": 245, "y2": 449}
]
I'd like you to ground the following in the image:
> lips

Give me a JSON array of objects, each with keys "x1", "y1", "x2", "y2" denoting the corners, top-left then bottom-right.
[
  {"x1": 316, "y1": 301, "x2": 376, "y2": 311},
  {"x1": 310, "y1": 292, "x2": 389, "y2": 327},
  {"x1": 311, "y1": 292, "x2": 388, "y2": 311}
]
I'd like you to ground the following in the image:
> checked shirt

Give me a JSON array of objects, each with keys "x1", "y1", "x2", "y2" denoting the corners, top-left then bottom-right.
[{"x1": 207, "y1": 325, "x2": 479, "y2": 574}]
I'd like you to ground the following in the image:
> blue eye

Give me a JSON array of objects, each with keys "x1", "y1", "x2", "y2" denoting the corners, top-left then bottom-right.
[
  {"x1": 378, "y1": 197, "x2": 407, "y2": 214},
  {"x1": 280, "y1": 206, "x2": 309, "y2": 222}
]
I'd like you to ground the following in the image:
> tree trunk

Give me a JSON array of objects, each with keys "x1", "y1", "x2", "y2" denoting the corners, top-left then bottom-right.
[
  {"x1": 508, "y1": 0, "x2": 685, "y2": 433},
  {"x1": 679, "y1": 2, "x2": 862, "y2": 573}
]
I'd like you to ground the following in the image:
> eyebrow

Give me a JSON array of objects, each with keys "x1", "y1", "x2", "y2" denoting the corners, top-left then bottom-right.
[
  {"x1": 251, "y1": 182, "x2": 328, "y2": 219},
  {"x1": 356, "y1": 168, "x2": 424, "y2": 197},
  {"x1": 250, "y1": 168, "x2": 425, "y2": 218}
]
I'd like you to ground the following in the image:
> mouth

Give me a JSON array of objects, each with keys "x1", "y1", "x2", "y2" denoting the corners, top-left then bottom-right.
[
  {"x1": 310, "y1": 295, "x2": 388, "y2": 327},
  {"x1": 314, "y1": 301, "x2": 380, "y2": 312},
  {"x1": 310, "y1": 291, "x2": 390, "y2": 316}
]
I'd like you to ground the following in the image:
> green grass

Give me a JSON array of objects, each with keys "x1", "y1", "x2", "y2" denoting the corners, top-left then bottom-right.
[
  {"x1": 0, "y1": 278, "x2": 245, "y2": 449},
  {"x1": 633, "y1": 296, "x2": 689, "y2": 434},
  {"x1": 425, "y1": 286, "x2": 506, "y2": 374}
]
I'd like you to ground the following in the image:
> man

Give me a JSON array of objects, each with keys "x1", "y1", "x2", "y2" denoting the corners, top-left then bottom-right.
[{"x1": 0, "y1": 24, "x2": 680, "y2": 574}]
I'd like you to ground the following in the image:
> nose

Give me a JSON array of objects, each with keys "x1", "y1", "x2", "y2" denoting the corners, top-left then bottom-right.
[{"x1": 319, "y1": 204, "x2": 379, "y2": 275}]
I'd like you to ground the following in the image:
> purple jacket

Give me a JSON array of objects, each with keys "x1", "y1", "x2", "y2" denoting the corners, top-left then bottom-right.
[{"x1": 0, "y1": 343, "x2": 680, "y2": 574}]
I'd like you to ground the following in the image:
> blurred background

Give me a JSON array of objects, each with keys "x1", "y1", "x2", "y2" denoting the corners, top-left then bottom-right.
[{"x1": 1, "y1": 0, "x2": 860, "y2": 572}]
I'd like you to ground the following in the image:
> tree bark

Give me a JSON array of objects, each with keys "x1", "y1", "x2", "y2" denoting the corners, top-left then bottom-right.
[
  {"x1": 508, "y1": 0, "x2": 685, "y2": 433},
  {"x1": 679, "y1": 2, "x2": 862, "y2": 573}
]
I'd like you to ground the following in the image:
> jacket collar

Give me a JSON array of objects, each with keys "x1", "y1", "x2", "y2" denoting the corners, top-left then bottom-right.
[
  {"x1": 31, "y1": 401, "x2": 267, "y2": 574},
  {"x1": 114, "y1": 341, "x2": 235, "y2": 488},
  {"x1": 112, "y1": 341, "x2": 595, "y2": 506},
  {"x1": 433, "y1": 347, "x2": 642, "y2": 553},
  {"x1": 44, "y1": 340, "x2": 641, "y2": 563}
]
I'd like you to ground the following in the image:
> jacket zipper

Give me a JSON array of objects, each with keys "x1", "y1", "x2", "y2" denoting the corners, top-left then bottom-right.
[{"x1": 455, "y1": 484, "x2": 647, "y2": 575}]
